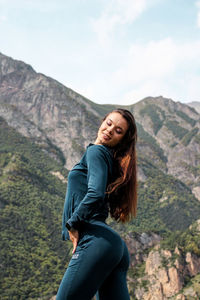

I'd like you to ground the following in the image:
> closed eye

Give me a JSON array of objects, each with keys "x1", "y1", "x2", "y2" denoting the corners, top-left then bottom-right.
[
  {"x1": 106, "y1": 118, "x2": 124, "y2": 134},
  {"x1": 116, "y1": 128, "x2": 122, "y2": 134}
]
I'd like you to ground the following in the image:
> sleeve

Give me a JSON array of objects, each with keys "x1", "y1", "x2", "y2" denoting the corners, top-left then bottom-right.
[{"x1": 66, "y1": 145, "x2": 110, "y2": 230}]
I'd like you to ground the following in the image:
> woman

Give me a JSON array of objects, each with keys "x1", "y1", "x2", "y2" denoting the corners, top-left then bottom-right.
[{"x1": 57, "y1": 108, "x2": 137, "y2": 300}]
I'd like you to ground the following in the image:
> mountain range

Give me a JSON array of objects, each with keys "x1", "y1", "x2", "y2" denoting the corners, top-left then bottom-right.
[{"x1": 0, "y1": 52, "x2": 200, "y2": 299}]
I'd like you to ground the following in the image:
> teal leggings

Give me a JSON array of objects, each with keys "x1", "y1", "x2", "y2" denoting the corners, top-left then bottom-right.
[{"x1": 56, "y1": 221, "x2": 130, "y2": 300}]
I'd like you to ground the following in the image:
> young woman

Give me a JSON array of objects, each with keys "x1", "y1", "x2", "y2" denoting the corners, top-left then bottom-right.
[{"x1": 57, "y1": 108, "x2": 137, "y2": 300}]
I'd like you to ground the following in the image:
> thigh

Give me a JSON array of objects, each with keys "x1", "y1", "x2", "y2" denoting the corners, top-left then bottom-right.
[
  {"x1": 56, "y1": 225, "x2": 124, "y2": 300},
  {"x1": 56, "y1": 240, "x2": 92, "y2": 300},
  {"x1": 96, "y1": 240, "x2": 130, "y2": 300}
]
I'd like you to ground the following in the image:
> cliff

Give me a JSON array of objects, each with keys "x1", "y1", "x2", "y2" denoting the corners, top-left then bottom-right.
[{"x1": 126, "y1": 220, "x2": 200, "y2": 299}]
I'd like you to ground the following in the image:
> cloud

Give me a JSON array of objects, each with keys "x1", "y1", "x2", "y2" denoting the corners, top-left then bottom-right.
[
  {"x1": 0, "y1": 0, "x2": 63, "y2": 13},
  {"x1": 0, "y1": 15, "x2": 7, "y2": 22},
  {"x1": 91, "y1": 0, "x2": 156, "y2": 46},
  {"x1": 80, "y1": 38, "x2": 200, "y2": 104},
  {"x1": 196, "y1": 1, "x2": 200, "y2": 27},
  {"x1": 115, "y1": 38, "x2": 200, "y2": 103},
  {"x1": 184, "y1": 75, "x2": 200, "y2": 102},
  {"x1": 113, "y1": 38, "x2": 178, "y2": 85}
]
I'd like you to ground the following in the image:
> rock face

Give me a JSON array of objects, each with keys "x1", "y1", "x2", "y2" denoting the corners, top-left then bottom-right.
[
  {"x1": 192, "y1": 186, "x2": 200, "y2": 201},
  {"x1": 125, "y1": 232, "x2": 162, "y2": 267},
  {"x1": 186, "y1": 252, "x2": 200, "y2": 276},
  {"x1": 0, "y1": 52, "x2": 101, "y2": 169},
  {"x1": 132, "y1": 96, "x2": 200, "y2": 193},
  {"x1": 125, "y1": 220, "x2": 200, "y2": 299},
  {"x1": 128, "y1": 243, "x2": 200, "y2": 300},
  {"x1": 143, "y1": 247, "x2": 183, "y2": 299}
]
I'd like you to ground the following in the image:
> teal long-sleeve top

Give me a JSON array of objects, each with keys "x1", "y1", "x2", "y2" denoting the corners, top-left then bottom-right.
[{"x1": 62, "y1": 143, "x2": 114, "y2": 240}]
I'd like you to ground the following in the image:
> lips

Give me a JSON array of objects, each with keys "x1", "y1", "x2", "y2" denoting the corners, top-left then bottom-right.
[{"x1": 102, "y1": 132, "x2": 111, "y2": 140}]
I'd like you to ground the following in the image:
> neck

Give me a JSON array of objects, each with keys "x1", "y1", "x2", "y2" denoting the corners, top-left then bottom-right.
[{"x1": 94, "y1": 137, "x2": 101, "y2": 145}]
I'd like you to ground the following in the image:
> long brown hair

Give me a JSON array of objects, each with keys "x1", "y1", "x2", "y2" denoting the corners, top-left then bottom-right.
[{"x1": 105, "y1": 108, "x2": 137, "y2": 223}]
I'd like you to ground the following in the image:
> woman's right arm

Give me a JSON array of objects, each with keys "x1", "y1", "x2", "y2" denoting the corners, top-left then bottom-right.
[{"x1": 66, "y1": 145, "x2": 112, "y2": 231}]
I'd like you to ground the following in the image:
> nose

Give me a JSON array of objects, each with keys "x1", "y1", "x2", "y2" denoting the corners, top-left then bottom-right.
[{"x1": 107, "y1": 125, "x2": 114, "y2": 135}]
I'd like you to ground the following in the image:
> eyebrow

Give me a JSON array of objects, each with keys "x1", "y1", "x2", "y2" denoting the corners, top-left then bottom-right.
[{"x1": 108, "y1": 118, "x2": 124, "y2": 131}]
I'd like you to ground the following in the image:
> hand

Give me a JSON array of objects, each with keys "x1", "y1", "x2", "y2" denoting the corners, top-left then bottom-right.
[{"x1": 69, "y1": 229, "x2": 79, "y2": 254}]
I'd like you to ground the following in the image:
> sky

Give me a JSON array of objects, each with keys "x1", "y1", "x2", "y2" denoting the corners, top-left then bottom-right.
[{"x1": 0, "y1": 0, "x2": 200, "y2": 105}]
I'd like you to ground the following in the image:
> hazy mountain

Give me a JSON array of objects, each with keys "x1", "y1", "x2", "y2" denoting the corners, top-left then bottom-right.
[
  {"x1": 0, "y1": 52, "x2": 200, "y2": 299},
  {"x1": 187, "y1": 101, "x2": 200, "y2": 114}
]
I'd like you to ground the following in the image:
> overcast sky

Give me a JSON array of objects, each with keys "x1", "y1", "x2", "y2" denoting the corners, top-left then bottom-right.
[{"x1": 0, "y1": 0, "x2": 200, "y2": 105}]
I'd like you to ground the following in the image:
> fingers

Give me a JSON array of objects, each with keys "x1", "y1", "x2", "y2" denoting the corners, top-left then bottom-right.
[
  {"x1": 72, "y1": 239, "x2": 78, "y2": 254},
  {"x1": 68, "y1": 229, "x2": 79, "y2": 254}
]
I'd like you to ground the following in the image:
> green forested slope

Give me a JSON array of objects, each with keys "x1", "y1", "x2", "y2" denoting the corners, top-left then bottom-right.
[
  {"x1": 111, "y1": 161, "x2": 200, "y2": 238},
  {"x1": 135, "y1": 155, "x2": 200, "y2": 232},
  {"x1": 0, "y1": 117, "x2": 70, "y2": 299}
]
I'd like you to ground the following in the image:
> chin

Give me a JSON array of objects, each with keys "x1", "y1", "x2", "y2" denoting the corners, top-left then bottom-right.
[{"x1": 104, "y1": 141, "x2": 115, "y2": 147}]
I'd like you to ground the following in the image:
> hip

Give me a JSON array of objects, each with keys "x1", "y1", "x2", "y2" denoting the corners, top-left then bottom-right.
[{"x1": 78, "y1": 220, "x2": 125, "y2": 253}]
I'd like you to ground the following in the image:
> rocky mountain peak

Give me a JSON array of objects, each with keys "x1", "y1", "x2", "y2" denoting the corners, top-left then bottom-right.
[{"x1": 0, "y1": 52, "x2": 35, "y2": 80}]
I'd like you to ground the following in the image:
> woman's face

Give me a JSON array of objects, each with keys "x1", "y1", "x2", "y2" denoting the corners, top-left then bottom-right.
[{"x1": 95, "y1": 112, "x2": 128, "y2": 147}]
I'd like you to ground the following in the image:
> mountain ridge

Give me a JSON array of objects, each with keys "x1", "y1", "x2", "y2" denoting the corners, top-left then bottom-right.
[{"x1": 1, "y1": 53, "x2": 200, "y2": 191}]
